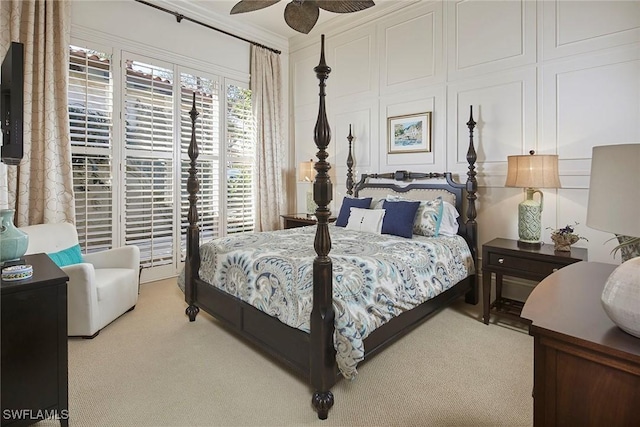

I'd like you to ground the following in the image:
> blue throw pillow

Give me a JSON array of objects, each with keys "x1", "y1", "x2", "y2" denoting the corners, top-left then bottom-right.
[
  {"x1": 48, "y1": 244, "x2": 83, "y2": 267},
  {"x1": 336, "y1": 197, "x2": 373, "y2": 227},
  {"x1": 381, "y1": 200, "x2": 421, "y2": 238}
]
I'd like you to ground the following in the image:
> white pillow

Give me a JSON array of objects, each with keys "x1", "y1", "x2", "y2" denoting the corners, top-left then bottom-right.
[
  {"x1": 345, "y1": 208, "x2": 386, "y2": 234},
  {"x1": 439, "y1": 201, "x2": 460, "y2": 236}
]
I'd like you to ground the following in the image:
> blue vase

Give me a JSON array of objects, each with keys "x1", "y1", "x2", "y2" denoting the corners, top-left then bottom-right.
[{"x1": 0, "y1": 209, "x2": 29, "y2": 263}]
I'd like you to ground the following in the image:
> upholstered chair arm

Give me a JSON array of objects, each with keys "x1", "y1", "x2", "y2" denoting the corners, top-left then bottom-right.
[
  {"x1": 83, "y1": 245, "x2": 140, "y2": 271},
  {"x1": 61, "y1": 263, "x2": 99, "y2": 336}
]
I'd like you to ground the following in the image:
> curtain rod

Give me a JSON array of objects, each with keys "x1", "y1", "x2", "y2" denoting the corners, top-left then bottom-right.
[{"x1": 134, "y1": 0, "x2": 282, "y2": 55}]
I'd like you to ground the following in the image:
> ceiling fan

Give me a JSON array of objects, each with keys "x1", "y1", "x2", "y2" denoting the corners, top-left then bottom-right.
[{"x1": 230, "y1": 1, "x2": 376, "y2": 34}]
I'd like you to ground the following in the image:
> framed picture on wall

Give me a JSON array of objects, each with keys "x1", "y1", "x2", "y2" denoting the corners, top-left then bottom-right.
[{"x1": 387, "y1": 112, "x2": 432, "y2": 154}]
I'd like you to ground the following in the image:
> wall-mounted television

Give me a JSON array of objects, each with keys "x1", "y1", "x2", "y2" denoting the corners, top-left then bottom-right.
[{"x1": 1, "y1": 41, "x2": 24, "y2": 165}]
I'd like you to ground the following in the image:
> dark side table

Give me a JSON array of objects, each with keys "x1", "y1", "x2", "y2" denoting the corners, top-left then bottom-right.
[
  {"x1": 281, "y1": 213, "x2": 336, "y2": 229},
  {"x1": 1, "y1": 253, "x2": 69, "y2": 426},
  {"x1": 482, "y1": 238, "x2": 587, "y2": 325}
]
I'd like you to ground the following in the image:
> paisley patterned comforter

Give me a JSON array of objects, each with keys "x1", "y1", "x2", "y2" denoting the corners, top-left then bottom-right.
[{"x1": 178, "y1": 225, "x2": 474, "y2": 379}]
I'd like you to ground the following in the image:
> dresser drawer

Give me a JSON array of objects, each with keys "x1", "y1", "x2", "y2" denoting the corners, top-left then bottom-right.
[{"x1": 487, "y1": 252, "x2": 563, "y2": 277}]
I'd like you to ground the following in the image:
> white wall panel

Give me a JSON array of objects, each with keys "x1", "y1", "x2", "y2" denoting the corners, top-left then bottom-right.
[
  {"x1": 379, "y1": 85, "x2": 446, "y2": 173},
  {"x1": 541, "y1": 45, "x2": 640, "y2": 184},
  {"x1": 542, "y1": 0, "x2": 640, "y2": 60},
  {"x1": 331, "y1": 30, "x2": 377, "y2": 100},
  {"x1": 379, "y1": 2, "x2": 444, "y2": 94},
  {"x1": 447, "y1": 0, "x2": 535, "y2": 80},
  {"x1": 331, "y1": 108, "x2": 374, "y2": 201},
  {"x1": 290, "y1": 44, "x2": 320, "y2": 107},
  {"x1": 448, "y1": 68, "x2": 536, "y2": 179}
]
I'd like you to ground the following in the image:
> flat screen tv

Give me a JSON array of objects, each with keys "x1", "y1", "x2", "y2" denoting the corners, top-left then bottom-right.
[{"x1": 1, "y1": 41, "x2": 24, "y2": 165}]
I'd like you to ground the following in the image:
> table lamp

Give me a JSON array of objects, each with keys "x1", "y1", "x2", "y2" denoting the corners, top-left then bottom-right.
[
  {"x1": 298, "y1": 159, "x2": 316, "y2": 215},
  {"x1": 505, "y1": 150, "x2": 561, "y2": 248},
  {"x1": 586, "y1": 143, "x2": 640, "y2": 338}
]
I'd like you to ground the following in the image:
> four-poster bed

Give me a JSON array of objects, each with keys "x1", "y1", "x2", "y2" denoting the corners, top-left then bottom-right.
[{"x1": 181, "y1": 35, "x2": 479, "y2": 420}]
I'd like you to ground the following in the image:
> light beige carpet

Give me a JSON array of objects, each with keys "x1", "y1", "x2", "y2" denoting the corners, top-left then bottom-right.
[{"x1": 40, "y1": 278, "x2": 533, "y2": 426}]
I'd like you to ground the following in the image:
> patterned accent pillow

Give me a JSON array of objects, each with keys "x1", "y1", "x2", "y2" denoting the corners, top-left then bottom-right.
[{"x1": 413, "y1": 197, "x2": 444, "y2": 237}]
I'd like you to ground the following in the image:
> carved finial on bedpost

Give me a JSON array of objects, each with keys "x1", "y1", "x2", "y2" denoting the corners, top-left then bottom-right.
[
  {"x1": 465, "y1": 105, "x2": 479, "y2": 305},
  {"x1": 346, "y1": 124, "x2": 354, "y2": 195},
  {"x1": 311, "y1": 34, "x2": 335, "y2": 421},
  {"x1": 185, "y1": 92, "x2": 201, "y2": 321}
]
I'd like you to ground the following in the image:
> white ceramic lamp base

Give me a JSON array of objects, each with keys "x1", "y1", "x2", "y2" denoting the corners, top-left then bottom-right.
[{"x1": 601, "y1": 256, "x2": 640, "y2": 338}]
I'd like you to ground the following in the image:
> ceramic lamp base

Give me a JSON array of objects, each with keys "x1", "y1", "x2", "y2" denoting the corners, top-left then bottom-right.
[
  {"x1": 0, "y1": 209, "x2": 29, "y2": 263},
  {"x1": 601, "y1": 256, "x2": 640, "y2": 338},
  {"x1": 517, "y1": 198, "x2": 542, "y2": 245}
]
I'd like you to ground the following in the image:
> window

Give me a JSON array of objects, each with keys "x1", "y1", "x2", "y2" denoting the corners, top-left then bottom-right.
[
  {"x1": 68, "y1": 43, "x2": 255, "y2": 280},
  {"x1": 68, "y1": 45, "x2": 114, "y2": 254},
  {"x1": 123, "y1": 56, "x2": 175, "y2": 270},
  {"x1": 225, "y1": 82, "x2": 255, "y2": 234},
  {"x1": 180, "y1": 72, "x2": 220, "y2": 257}
]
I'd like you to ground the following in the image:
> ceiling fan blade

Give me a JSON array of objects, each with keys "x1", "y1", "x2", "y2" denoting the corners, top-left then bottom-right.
[
  {"x1": 230, "y1": 0, "x2": 281, "y2": 15},
  {"x1": 284, "y1": 1, "x2": 320, "y2": 34},
  {"x1": 316, "y1": 1, "x2": 375, "y2": 13}
]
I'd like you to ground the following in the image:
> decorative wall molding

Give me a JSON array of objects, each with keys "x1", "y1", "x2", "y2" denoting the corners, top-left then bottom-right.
[
  {"x1": 541, "y1": 0, "x2": 640, "y2": 60},
  {"x1": 447, "y1": 0, "x2": 536, "y2": 81}
]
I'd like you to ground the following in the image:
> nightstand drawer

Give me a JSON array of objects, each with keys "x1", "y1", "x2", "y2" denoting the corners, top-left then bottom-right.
[{"x1": 487, "y1": 253, "x2": 562, "y2": 277}]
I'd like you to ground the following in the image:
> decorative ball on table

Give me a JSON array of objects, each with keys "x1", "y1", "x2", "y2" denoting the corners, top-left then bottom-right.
[{"x1": 601, "y1": 257, "x2": 640, "y2": 338}]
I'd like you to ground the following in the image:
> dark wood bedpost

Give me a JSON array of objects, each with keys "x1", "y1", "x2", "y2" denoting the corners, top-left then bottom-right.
[
  {"x1": 464, "y1": 105, "x2": 479, "y2": 305},
  {"x1": 185, "y1": 93, "x2": 201, "y2": 321},
  {"x1": 310, "y1": 35, "x2": 336, "y2": 420},
  {"x1": 346, "y1": 124, "x2": 354, "y2": 195}
]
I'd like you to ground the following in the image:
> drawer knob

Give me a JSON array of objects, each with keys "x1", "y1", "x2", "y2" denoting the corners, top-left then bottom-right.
[{"x1": 498, "y1": 258, "x2": 504, "y2": 264}]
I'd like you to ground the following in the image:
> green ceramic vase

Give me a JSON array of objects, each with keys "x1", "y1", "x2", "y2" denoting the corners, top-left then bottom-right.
[{"x1": 0, "y1": 209, "x2": 29, "y2": 263}]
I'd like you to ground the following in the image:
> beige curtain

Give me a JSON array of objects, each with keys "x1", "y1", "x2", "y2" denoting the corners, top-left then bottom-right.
[
  {"x1": 250, "y1": 45, "x2": 286, "y2": 231},
  {"x1": 0, "y1": 0, "x2": 74, "y2": 226}
]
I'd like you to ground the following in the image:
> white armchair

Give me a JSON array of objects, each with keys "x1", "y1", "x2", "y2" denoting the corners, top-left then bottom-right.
[{"x1": 20, "y1": 223, "x2": 140, "y2": 338}]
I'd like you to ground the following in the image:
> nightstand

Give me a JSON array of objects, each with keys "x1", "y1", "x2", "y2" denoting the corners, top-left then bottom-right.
[
  {"x1": 482, "y1": 238, "x2": 587, "y2": 325},
  {"x1": 281, "y1": 213, "x2": 336, "y2": 229},
  {"x1": 1, "y1": 253, "x2": 69, "y2": 426}
]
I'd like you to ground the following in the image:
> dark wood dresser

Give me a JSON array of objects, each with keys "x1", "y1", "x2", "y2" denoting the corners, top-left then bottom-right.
[
  {"x1": 1, "y1": 253, "x2": 69, "y2": 426},
  {"x1": 521, "y1": 261, "x2": 640, "y2": 426}
]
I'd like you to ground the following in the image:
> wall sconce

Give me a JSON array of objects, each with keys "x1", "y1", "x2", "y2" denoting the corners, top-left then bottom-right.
[{"x1": 505, "y1": 150, "x2": 561, "y2": 248}]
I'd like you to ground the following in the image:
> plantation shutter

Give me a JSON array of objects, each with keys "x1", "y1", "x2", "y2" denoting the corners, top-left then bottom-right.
[
  {"x1": 225, "y1": 83, "x2": 255, "y2": 234},
  {"x1": 123, "y1": 56, "x2": 174, "y2": 269},
  {"x1": 180, "y1": 72, "x2": 220, "y2": 258},
  {"x1": 68, "y1": 45, "x2": 114, "y2": 253}
]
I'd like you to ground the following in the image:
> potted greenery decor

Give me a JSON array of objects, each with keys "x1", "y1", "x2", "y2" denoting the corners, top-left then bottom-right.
[{"x1": 549, "y1": 223, "x2": 587, "y2": 252}]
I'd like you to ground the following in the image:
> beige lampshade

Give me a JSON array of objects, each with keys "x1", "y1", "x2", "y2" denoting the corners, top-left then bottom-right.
[
  {"x1": 298, "y1": 160, "x2": 314, "y2": 182},
  {"x1": 505, "y1": 152, "x2": 561, "y2": 189},
  {"x1": 587, "y1": 144, "x2": 640, "y2": 238}
]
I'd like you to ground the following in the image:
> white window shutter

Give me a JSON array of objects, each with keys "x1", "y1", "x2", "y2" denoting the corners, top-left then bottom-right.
[{"x1": 68, "y1": 45, "x2": 114, "y2": 253}]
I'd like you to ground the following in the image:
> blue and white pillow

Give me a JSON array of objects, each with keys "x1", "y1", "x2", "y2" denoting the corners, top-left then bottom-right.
[{"x1": 336, "y1": 196, "x2": 373, "y2": 227}]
